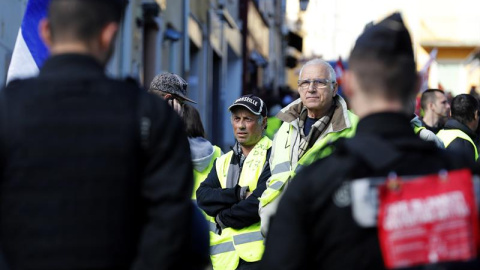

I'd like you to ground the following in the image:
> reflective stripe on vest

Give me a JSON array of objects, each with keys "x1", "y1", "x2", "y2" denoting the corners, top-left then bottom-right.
[
  {"x1": 233, "y1": 231, "x2": 264, "y2": 244},
  {"x1": 211, "y1": 241, "x2": 236, "y2": 255},
  {"x1": 209, "y1": 220, "x2": 218, "y2": 233},
  {"x1": 192, "y1": 145, "x2": 222, "y2": 199},
  {"x1": 208, "y1": 136, "x2": 271, "y2": 269},
  {"x1": 260, "y1": 111, "x2": 358, "y2": 208},
  {"x1": 437, "y1": 129, "x2": 479, "y2": 161}
]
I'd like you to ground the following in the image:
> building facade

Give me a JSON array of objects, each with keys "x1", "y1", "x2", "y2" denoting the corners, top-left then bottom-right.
[{"x1": 0, "y1": 0, "x2": 288, "y2": 150}]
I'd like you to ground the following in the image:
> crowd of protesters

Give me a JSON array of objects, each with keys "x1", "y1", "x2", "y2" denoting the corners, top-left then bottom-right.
[{"x1": 1, "y1": 0, "x2": 480, "y2": 270}]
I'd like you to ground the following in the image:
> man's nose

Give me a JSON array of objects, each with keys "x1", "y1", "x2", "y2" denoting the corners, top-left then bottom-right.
[{"x1": 307, "y1": 83, "x2": 317, "y2": 92}]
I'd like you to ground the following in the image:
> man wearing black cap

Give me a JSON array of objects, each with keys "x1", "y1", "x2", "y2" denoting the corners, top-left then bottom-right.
[
  {"x1": 0, "y1": 1, "x2": 197, "y2": 269},
  {"x1": 197, "y1": 94, "x2": 272, "y2": 270},
  {"x1": 261, "y1": 13, "x2": 476, "y2": 269}
]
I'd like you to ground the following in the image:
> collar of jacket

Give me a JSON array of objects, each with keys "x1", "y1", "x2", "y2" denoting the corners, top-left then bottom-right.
[
  {"x1": 410, "y1": 114, "x2": 422, "y2": 128},
  {"x1": 356, "y1": 112, "x2": 416, "y2": 139},
  {"x1": 444, "y1": 118, "x2": 477, "y2": 139},
  {"x1": 353, "y1": 112, "x2": 439, "y2": 155},
  {"x1": 276, "y1": 95, "x2": 353, "y2": 132},
  {"x1": 39, "y1": 53, "x2": 106, "y2": 80},
  {"x1": 230, "y1": 141, "x2": 245, "y2": 166}
]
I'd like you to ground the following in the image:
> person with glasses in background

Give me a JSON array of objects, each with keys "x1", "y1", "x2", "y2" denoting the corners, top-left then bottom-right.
[{"x1": 258, "y1": 58, "x2": 358, "y2": 236}]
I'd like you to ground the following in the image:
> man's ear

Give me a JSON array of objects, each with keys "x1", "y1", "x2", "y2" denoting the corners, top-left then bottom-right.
[
  {"x1": 39, "y1": 18, "x2": 52, "y2": 48},
  {"x1": 100, "y1": 22, "x2": 119, "y2": 51},
  {"x1": 332, "y1": 81, "x2": 339, "y2": 97}
]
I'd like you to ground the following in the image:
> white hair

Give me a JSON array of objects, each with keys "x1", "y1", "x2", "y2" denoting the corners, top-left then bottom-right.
[{"x1": 299, "y1": 58, "x2": 336, "y2": 82}]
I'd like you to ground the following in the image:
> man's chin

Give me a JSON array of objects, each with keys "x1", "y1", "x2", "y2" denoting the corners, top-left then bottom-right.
[
  {"x1": 235, "y1": 138, "x2": 246, "y2": 144},
  {"x1": 305, "y1": 103, "x2": 322, "y2": 110}
]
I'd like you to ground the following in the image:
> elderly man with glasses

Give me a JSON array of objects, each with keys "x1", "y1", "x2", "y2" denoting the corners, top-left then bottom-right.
[{"x1": 259, "y1": 58, "x2": 358, "y2": 236}]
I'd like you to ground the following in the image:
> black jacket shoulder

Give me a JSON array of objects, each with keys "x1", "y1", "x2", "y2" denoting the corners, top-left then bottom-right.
[
  {"x1": 262, "y1": 132, "x2": 474, "y2": 270},
  {"x1": 0, "y1": 56, "x2": 196, "y2": 269}
]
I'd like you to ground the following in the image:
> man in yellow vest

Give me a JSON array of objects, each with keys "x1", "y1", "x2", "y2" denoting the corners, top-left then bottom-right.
[
  {"x1": 437, "y1": 94, "x2": 480, "y2": 162},
  {"x1": 196, "y1": 95, "x2": 272, "y2": 270},
  {"x1": 259, "y1": 59, "x2": 358, "y2": 236}
]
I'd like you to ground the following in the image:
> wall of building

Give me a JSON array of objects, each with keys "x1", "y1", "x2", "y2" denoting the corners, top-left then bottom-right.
[{"x1": 0, "y1": 0, "x2": 286, "y2": 150}]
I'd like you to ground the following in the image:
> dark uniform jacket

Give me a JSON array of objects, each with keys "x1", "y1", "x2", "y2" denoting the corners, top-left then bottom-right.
[
  {"x1": 0, "y1": 54, "x2": 194, "y2": 270},
  {"x1": 420, "y1": 118, "x2": 444, "y2": 134},
  {"x1": 261, "y1": 113, "x2": 477, "y2": 270},
  {"x1": 441, "y1": 118, "x2": 477, "y2": 162}
]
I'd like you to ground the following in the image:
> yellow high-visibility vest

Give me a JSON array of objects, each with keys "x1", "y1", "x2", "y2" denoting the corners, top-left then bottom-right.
[
  {"x1": 437, "y1": 129, "x2": 478, "y2": 161},
  {"x1": 192, "y1": 145, "x2": 222, "y2": 199},
  {"x1": 208, "y1": 136, "x2": 271, "y2": 270},
  {"x1": 260, "y1": 111, "x2": 358, "y2": 208}
]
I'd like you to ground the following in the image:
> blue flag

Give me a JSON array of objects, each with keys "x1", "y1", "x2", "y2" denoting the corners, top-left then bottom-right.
[{"x1": 6, "y1": 0, "x2": 50, "y2": 85}]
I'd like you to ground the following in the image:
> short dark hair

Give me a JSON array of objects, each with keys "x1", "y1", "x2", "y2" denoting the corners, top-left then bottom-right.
[
  {"x1": 420, "y1": 89, "x2": 445, "y2": 110},
  {"x1": 48, "y1": 0, "x2": 125, "y2": 43},
  {"x1": 348, "y1": 52, "x2": 417, "y2": 104},
  {"x1": 182, "y1": 104, "x2": 206, "y2": 138},
  {"x1": 451, "y1": 94, "x2": 479, "y2": 125}
]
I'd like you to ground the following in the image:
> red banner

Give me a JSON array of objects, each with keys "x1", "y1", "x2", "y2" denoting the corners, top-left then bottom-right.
[{"x1": 378, "y1": 169, "x2": 478, "y2": 268}]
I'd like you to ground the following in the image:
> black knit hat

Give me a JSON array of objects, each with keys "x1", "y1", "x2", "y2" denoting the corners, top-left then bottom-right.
[{"x1": 351, "y1": 12, "x2": 413, "y2": 59}]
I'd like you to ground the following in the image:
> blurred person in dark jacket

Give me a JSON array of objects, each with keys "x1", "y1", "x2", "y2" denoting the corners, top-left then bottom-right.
[
  {"x1": 0, "y1": 0, "x2": 198, "y2": 269},
  {"x1": 261, "y1": 13, "x2": 476, "y2": 270},
  {"x1": 437, "y1": 94, "x2": 480, "y2": 162}
]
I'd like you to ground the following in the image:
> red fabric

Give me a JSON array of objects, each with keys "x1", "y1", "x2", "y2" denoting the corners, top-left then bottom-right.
[
  {"x1": 378, "y1": 169, "x2": 478, "y2": 269},
  {"x1": 335, "y1": 57, "x2": 345, "y2": 86}
]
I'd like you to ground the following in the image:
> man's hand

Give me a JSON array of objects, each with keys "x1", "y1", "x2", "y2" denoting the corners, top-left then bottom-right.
[{"x1": 167, "y1": 98, "x2": 184, "y2": 117}]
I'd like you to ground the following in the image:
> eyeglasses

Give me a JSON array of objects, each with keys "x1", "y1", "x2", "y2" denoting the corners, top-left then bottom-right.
[{"x1": 297, "y1": 79, "x2": 335, "y2": 90}]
